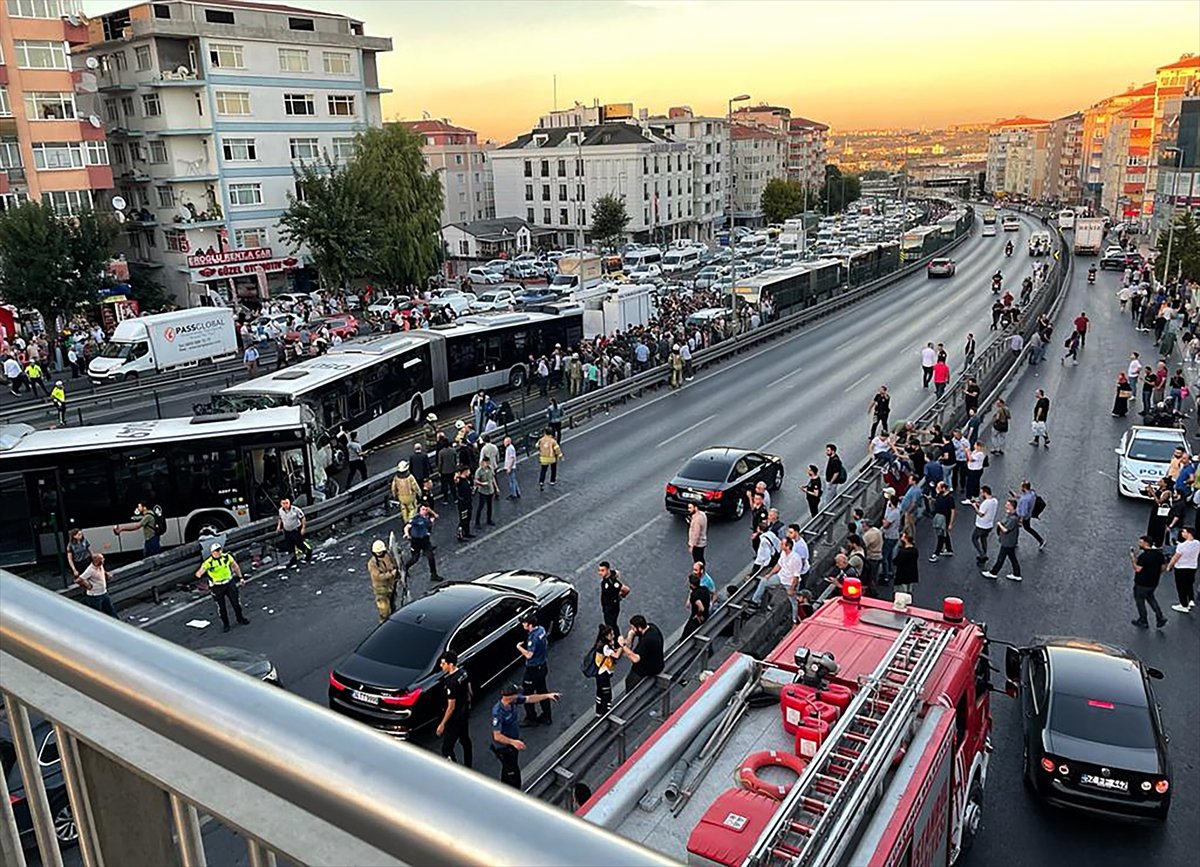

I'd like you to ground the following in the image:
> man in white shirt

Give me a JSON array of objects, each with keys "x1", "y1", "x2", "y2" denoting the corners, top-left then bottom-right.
[
  {"x1": 920, "y1": 343, "x2": 937, "y2": 389},
  {"x1": 777, "y1": 535, "x2": 811, "y2": 624},
  {"x1": 749, "y1": 520, "x2": 782, "y2": 607},
  {"x1": 679, "y1": 341, "x2": 694, "y2": 381},
  {"x1": 970, "y1": 486, "x2": 998, "y2": 565},
  {"x1": 75, "y1": 553, "x2": 118, "y2": 618},
  {"x1": 1009, "y1": 333, "x2": 1024, "y2": 357},
  {"x1": 1127, "y1": 352, "x2": 1142, "y2": 386},
  {"x1": 503, "y1": 435, "x2": 520, "y2": 500}
]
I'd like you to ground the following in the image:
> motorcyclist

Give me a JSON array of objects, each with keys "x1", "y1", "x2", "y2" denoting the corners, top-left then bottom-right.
[
  {"x1": 1004, "y1": 240, "x2": 1013, "y2": 257},
  {"x1": 1087, "y1": 264, "x2": 1097, "y2": 284},
  {"x1": 991, "y1": 270, "x2": 1003, "y2": 293}
]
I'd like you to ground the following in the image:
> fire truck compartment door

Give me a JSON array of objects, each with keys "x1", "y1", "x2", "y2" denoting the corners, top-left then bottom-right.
[{"x1": 846, "y1": 705, "x2": 955, "y2": 867}]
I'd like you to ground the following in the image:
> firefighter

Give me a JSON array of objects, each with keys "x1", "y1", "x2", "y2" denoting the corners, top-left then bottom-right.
[
  {"x1": 50, "y1": 379, "x2": 67, "y2": 426},
  {"x1": 367, "y1": 539, "x2": 398, "y2": 622},
  {"x1": 390, "y1": 461, "x2": 421, "y2": 522}
]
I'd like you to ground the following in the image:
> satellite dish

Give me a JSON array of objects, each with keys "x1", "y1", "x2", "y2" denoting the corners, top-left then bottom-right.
[
  {"x1": 177, "y1": 206, "x2": 192, "y2": 221},
  {"x1": 85, "y1": 56, "x2": 100, "y2": 69},
  {"x1": 111, "y1": 195, "x2": 127, "y2": 211},
  {"x1": 177, "y1": 66, "x2": 190, "y2": 76},
  {"x1": 65, "y1": 13, "x2": 81, "y2": 26},
  {"x1": 88, "y1": 115, "x2": 102, "y2": 128},
  {"x1": 113, "y1": 211, "x2": 127, "y2": 224}
]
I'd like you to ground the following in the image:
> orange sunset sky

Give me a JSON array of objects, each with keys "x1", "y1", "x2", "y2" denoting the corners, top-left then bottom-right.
[{"x1": 83, "y1": 0, "x2": 1199, "y2": 141}]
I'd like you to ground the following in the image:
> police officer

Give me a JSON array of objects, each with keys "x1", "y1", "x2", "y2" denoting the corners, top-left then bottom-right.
[
  {"x1": 275, "y1": 497, "x2": 311, "y2": 567},
  {"x1": 24, "y1": 358, "x2": 49, "y2": 396},
  {"x1": 515, "y1": 613, "x2": 552, "y2": 725},
  {"x1": 50, "y1": 380, "x2": 66, "y2": 426},
  {"x1": 367, "y1": 540, "x2": 398, "y2": 622},
  {"x1": 436, "y1": 651, "x2": 472, "y2": 768},
  {"x1": 597, "y1": 561, "x2": 629, "y2": 630},
  {"x1": 194, "y1": 543, "x2": 250, "y2": 633},
  {"x1": 403, "y1": 504, "x2": 441, "y2": 581},
  {"x1": 490, "y1": 683, "x2": 561, "y2": 788}
]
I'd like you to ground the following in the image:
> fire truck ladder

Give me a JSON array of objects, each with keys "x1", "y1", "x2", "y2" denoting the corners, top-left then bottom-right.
[{"x1": 743, "y1": 617, "x2": 956, "y2": 867}]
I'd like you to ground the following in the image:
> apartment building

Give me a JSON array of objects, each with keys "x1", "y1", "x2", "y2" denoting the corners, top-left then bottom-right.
[
  {"x1": 984, "y1": 116, "x2": 1050, "y2": 199},
  {"x1": 786, "y1": 116, "x2": 828, "y2": 190},
  {"x1": 729, "y1": 122, "x2": 786, "y2": 226},
  {"x1": 1151, "y1": 95, "x2": 1199, "y2": 242},
  {"x1": 1147, "y1": 54, "x2": 1200, "y2": 233},
  {"x1": 0, "y1": 0, "x2": 113, "y2": 214},
  {"x1": 1100, "y1": 97, "x2": 1155, "y2": 221},
  {"x1": 1079, "y1": 83, "x2": 1155, "y2": 211},
  {"x1": 651, "y1": 106, "x2": 726, "y2": 242},
  {"x1": 396, "y1": 117, "x2": 494, "y2": 228},
  {"x1": 75, "y1": 0, "x2": 390, "y2": 305},
  {"x1": 1043, "y1": 111, "x2": 1083, "y2": 204},
  {"x1": 490, "y1": 121, "x2": 694, "y2": 248}
]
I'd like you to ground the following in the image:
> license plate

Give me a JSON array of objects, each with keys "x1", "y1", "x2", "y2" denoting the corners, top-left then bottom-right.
[
  {"x1": 351, "y1": 690, "x2": 379, "y2": 706},
  {"x1": 1080, "y1": 773, "x2": 1128, "y2": 792},
  {"x1": 681, "y1": 491, "x2": 701, "y2": 501}
]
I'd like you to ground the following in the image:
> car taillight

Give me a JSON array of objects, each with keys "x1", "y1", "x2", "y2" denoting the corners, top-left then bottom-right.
[
  {"x1": 9, "y1": 794, "x2": 23, "y2": 805},
  {"x1": 702, "y1": 490, "x2": 723, "y2": 501},
  {"x1": 329, "y1": 672, "x2": 347, "y2": 691},
  {"x1": 665, "y1": 484, "x2": 677, "y2": 495},
  {"x1": 381, "y1": 688, "x2": 421, "y2": 707},
  {"x1": 1040, "y1": 757, "x2": 1056, "y2": 773},
  {"x1": 1155, "y1": 779, "x2": 1170, "y2": 794}
]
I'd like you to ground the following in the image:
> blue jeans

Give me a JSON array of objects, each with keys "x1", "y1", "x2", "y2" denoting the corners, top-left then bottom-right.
[
  {"x1": 507, "y1": 468, "x2": 520, "y2": 497},
  {"x1": 143, "y1": 535, "x2": 161, "y2": 557},
  {"x1": 881, "y1": 538, "x2": 898, "y2": 582}
]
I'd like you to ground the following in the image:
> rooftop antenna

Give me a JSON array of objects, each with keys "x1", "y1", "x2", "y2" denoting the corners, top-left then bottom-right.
[
  {"x1": 421, "y1": 110, "x2": 431, "y2": 120},
  {"x1": 553, "y1": 74, "x2": 557, "y2": 111}
]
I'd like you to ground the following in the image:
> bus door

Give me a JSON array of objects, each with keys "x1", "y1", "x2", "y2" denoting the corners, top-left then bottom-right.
[{"x1": 0, "y1": 471, "x2": 40, "y2": 566}]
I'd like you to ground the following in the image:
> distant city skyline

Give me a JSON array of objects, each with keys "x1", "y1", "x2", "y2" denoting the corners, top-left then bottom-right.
[{"x1": 81, "y1": 0, "x2": 1197, "y2": 140}]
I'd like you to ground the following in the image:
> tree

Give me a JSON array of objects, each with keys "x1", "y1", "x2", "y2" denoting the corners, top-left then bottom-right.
[
  {"x1": 761, "y1": 178, "x2": 805, "y2": 224},
  {"x1": 347, "y1": 125, "x2": 444, "y2": 290},
  {"x1": 1155, "y1": 210, "x2": 1200, "y2": 286},
  {"x1": 819, "y1": 164, "x2": 863, "y2": 214},
  {"x1": 279, "y1": 155, "x2": 376, "y2": 291},
  {"x1": 0, "y1": 201, "x2": 118, "y2": 340},
  {"x1": 591, "y1": 194, "x2": 630, "y2": 250}
]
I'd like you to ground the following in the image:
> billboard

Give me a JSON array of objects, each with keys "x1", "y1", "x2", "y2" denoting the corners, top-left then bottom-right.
[{"x1": 601, "y1": 103, "x2": 633, "y2": 122}]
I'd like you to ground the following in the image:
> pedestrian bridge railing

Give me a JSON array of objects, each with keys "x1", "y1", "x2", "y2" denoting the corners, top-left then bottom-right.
[{"x1": 0, "y1": 571, "x2": 671, "y2": 867}]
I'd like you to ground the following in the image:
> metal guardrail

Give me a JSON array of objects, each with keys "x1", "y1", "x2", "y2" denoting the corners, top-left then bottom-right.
[
  {"x1": 522, "y1": 221, "x2": 1071, "y2": 807},
  {"x1": 0, "y1": 571, "x2": 672, "y2": 867},
  {"x1": 73, "y1": 217, "x2": 977, "y2": 605}
]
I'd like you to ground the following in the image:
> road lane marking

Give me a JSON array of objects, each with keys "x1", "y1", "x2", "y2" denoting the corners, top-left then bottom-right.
[
  {"x1": 759, "y1": 423, "x2": 798, "y2": 452},
  {"x1": 574, "y1": 513, "x2": 670, "y2": 577},
  {"x1": 843, "y1": 372, "x2": 872, "y2": 393},
  {"x1": 656, "y1": 414, "x2": 717, "y2": 448},
  {"x1": 836, "y1": 338, "x2": 856, "y2": 352},
  {"x1": 768, "y1": 367, "x2": 804, "y2": 387},
  {"x1": 457, "y1": 493, "x2": 573, "y2": 553}
]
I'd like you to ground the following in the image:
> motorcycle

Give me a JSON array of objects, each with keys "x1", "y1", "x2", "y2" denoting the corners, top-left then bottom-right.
[
  {"x1": 1087, "y1": 266, "x2": 1096, "y2": 285},
  {"x1": 991, "y1": 274, "x2": 1002, "y2": 294},
  {"x1": 1004, "y1": 242, "x2": 1013, "y2": 257}
]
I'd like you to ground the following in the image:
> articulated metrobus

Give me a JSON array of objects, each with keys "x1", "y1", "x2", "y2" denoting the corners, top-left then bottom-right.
[
  {"x1": 213, "y1": 309, "x2": 584, "y2": 446},
  {"x1": 0, "y1": 407, "x2": 323, "y2": 567},
  {"x1": 732, "y1": 259, "x2": 842, "y2": 312}
]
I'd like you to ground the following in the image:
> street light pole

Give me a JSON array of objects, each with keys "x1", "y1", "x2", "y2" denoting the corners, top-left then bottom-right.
[
  {"x1": 727, "y1": 93, "x2": 750, "y2": 313},
  {"x1": 1161, "y1": 147, "x2": 1183, "y2": 291}
]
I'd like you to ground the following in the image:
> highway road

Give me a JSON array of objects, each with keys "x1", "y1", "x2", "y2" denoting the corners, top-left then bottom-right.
[{"x1": 109, "y1": 211, "x2": 1200, "y2": 865}]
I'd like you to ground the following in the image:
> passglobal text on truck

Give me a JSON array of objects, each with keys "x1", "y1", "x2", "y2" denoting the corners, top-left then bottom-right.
[{"x1": 87, "y1": 308, "x2": 238, "y2": 382}]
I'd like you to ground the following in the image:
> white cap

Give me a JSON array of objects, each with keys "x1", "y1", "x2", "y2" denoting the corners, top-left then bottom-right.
[
  {"x1": 455, "y1": 419, "x2": 465, "y2": 430},
  {"x1": 426, "y1": 412, "x2": 438, "y2": 422},
  {"x1": 210, "y1": 543, "x2": 222, "y2": 553},
  {"x1": 55, "y1": 380, "x2": 63, "y2": 386},
  {"x1": 397, "y1": 460, "x2": 409, "y2": 473},
  {"x1": 371, "y1": 540, "x2": 387, "y2": 554}
]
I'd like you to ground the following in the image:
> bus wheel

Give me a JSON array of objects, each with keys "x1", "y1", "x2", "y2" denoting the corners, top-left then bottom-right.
[
  {"x1": 410, "y1": 395, "x2": 424, "y2": 426},
  {"x1": 508, "y1": 367, "x2": 527, "y2": 390},
  {"x1": 187, "y1": 513, "x2": 234, "y2": 542}
]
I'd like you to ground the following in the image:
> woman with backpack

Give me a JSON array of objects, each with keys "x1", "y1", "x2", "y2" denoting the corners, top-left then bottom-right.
[{"x1": 589, "y1": 624, "x2": 622, "y2": 717}]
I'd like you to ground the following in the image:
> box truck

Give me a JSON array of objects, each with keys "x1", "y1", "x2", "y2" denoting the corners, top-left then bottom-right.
[
  {"x1": 1073, "y1": 217, "x2": 1105, "y2": 255},
  {"x1": 88, "y1": 308, "x2": 238, "y2": 382},
  {"x1": 551, "y1": 254, "x2": 604, "y2": 293}
]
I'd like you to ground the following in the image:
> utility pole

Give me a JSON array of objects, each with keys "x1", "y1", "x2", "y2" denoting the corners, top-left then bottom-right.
[
  {"x1": 727, "y1": 94, "x2": 750, "y2": 313},
  {"x1": 1161, "y1": 146, "x2": 1183, "y2": 291}
]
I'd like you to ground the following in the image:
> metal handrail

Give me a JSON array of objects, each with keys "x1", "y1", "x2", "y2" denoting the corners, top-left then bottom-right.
[{"x1": 0, "y1": 571, "x2": 672, "y2": 867}]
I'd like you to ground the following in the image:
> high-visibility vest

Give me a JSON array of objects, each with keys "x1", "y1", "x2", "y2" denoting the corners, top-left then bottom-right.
[
  {"x1": 51, "y1": 385, "x2": 65, "y2": 405},
  {"x1": 202, "y1": 554, "x2": 235, "y2": 584}
]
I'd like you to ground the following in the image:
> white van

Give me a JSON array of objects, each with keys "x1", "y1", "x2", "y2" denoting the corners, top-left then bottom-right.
[
  {"x1": 1056, "y1": 209, "x2": 1076, "y2": 231},
  {"x1": 734, "y1": 234, "x2": 768, "y2": 255},
  {"x1": 661, "y1": 246, "x2": 702, "y2": 274},
  {"x1": 622, "y1": 247, "x2": 663, "y2": 271}
]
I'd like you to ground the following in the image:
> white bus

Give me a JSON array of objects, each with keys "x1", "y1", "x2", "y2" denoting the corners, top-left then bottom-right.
[
  {"x1": 1056, "y1": 208, "x2": 1076, "y2": 231},
  {"x1": 0, "y1": 407, "x2": 323, "y2": 567},
  {"x1": 214, "y1": 309, "x2": 584, "y2": 447}
]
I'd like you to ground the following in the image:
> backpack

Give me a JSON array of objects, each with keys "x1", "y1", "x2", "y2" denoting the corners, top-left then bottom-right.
[
  {"x1": 1032, "y1": 494, "x2": 1047, "y2": 519},
  {"x1": 152, "y1": 505, "x2": 167, "y2": 537},
  {"x1": 580, "y1": 646, "x2": 599, "y2": 679}
]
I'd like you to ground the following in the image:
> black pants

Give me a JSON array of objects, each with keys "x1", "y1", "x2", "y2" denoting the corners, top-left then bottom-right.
[
  {"x1": 1019, "y1": 517, "x2": 1044, "y2": 546},
  {"x1": 493, "y1": 744, "x2": 521, "y2": 788},
  {"x1": 283, "y1": 528, "x2": 310, "y2": 563},
  {"x1": 522, "y1": 664, "x2": 550, "y2": 722},
  {"x1": 549, "y1": 421, "x2": 563, "y2": 441},
  {"x1": 474, "y1": 493, "x2": 494, "y2": 526},
  {"x1": 870, "y1": 414, "x2": 889, "y2": 438},
  {"x1": 211, "y1": 582, "x2": 246, "y2": 628},
  {"x1": 595, "y1": 670, "x2": 613, "y2": 716},
  {"x1": 405, "y1": 537, "x2": 438, "y2": 580},
  {"x1": 440, "y1": 472, "x2": 455, "y2": 502},
  {"x1": 1133, "y1": 584, "x2": 1165, "y2": 624},
  {"x1": 935, "y1": 531, "x2": 953, "y2": 555},
  {"x1": 922, "y1": 366, "x2": 933, "y2": 388},
  {"x1": 539, "y1": 463, "x2": 558, "y2": 486},
  {"x1": 971, "y1": 527, "x2": 990, "y2": 560},
  {"x1": 602, "y1": 603, "x2": 620, "y2": 630},
  {"x1": 691, "y1": 545, "x2": 706, "y2": 566},
  {"x1": 1174, "y1": 567, "x2": 1195, "y2": 608},
  {"x1": 84, "y1": 593, "x2": 117, "y2": 618},
  {"x1": 457, "y1": 505, "x2": 472, "y2": 539},
  {"x1": 440, "y1": 720, "x2": 473, "y2": 768},
  {"x1": 989, "y1": 547, "x2": 1021, "y2": 577},
  {"x1": 346, "y1": 460, "x2": 368, "y2": 486}
]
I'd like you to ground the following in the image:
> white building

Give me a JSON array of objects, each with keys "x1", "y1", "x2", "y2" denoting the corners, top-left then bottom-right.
[
  {"x1": 730, "y1": 123, "x2": 787, "y2": 226},
  {"x1": 76, "y1": 0, "x2": 391, "y2": 305},
  {"x1": 490, "y1": 122, "x2": 694, "y2": 247},
  {"x1": 651, "y1": 107, "x2": 727, "y2": 242},
  {"x1": 984, "y1": 117, "x2": 1050, "y2": 199},
  {"x1": 396, "y1": 118, "x2": 494, "y2": 228}
]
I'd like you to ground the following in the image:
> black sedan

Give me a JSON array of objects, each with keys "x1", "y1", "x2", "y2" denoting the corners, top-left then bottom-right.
[
  {"x1": 328, "y1": 571, "x2": 578, "y2": 738},
  {"x1": 1007, "y1": 637, "x2": 1171, "y2": 821},
  {"x1": 1099, "y1": 251, "x2": 1144, "y2": 271},
  {"x1": 665, "y1": 447, "x2": 784, "y2": 519}
]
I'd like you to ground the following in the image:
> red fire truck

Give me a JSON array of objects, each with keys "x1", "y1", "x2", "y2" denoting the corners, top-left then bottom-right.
[{"x1": 580, "y1": 581, "x2": 994, "y2": 867}]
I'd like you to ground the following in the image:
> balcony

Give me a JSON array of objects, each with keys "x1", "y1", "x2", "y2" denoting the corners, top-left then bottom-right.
[
  {"x1": 147, "y1": 69, "x2": 205, "y2": 89},
  {"x1": 164, "y1": 173, "x2": 219, "y2": 184}
]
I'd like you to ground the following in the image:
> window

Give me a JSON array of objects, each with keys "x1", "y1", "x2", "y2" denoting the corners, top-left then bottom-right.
[
  {"x1": 109, "y1": 142, "x2": 126, "y2": 165},
  {"x1": 163, "y1": 229, "x2": 188, "y2": 252},
  {"x1": 326, "y1": 95, "x2": 355, "y2": 117},
  {"x1": 524, "y1": 184, "x2": 533, "y2": 202},
  {"x1": 526, "y1": 208, "x2": 535, "y2": 222},
  {"x1": 204, "y1": 8, "x2": 235, "y2": 24},
  {"x1": 228, "y1": 182, "x2": 262, "y2": 206},
  {"x1": 194, "y1": 92, "x2": 204, "y2": 117},
  {"x1": 287, "y1": 16, "x2": 314, "y2": 30},
  {"x1": 277, "y1": 48, "x2": 309, "y2": 72},
  {"x1": 332, "y1": 138, "x2": 355, "y2": 161},
  {"x1": 208, "y1": 43, "x2": 244, "y2": 69},
  {"x1": 110, "y1": 51, "x2": 127, "y2": 70},
  {"x1": 558, "y1": 184, "x2": 567, "y2": 201},
  {"x1": 32, "y1": 142, "x2": 83, "y2": 170},
  {"x1": 42, "y1": 189, "x2": 92, "y2": 215},
  {"x1": 222, "y1": 137, "x2": 256, "y2": 161},
  {"x1": 7, "y1": 1, "x2": 74, "y2": 17},
  {"x1": 540, "y1": 160, "x2": 549, "y2": 177},
  {"x1": 322, "y1": 51, "x2": 352, "y2": 75},
  {"x1": 454, "y1": 154, "x2": 463, "y2": 166},
  {"x1": 523, "y1": 160, "x2": 532, "y2": 178},
  {"x1": 557, "y1": 159, "x2": 566, "y2": 177},
  {"x1": 24, "y1": 91, "x2": 76, "y2": 120},
  {"x1": 128, "y1": 142, "x2": 144, "y2": 162},
  {"x1": 14, "y1": 40, "x2": 67, "y2": 69},
  {"x1": 234, "y1": 226, "x2": 268, "y2": 248},
  {"x1": 542, "y1": 208, "x2": 551, "y2": 224},
  {"x1": 141, "y1": 93, "x2": 162, "y2": 117},
  {"x1": 135, "y1": 45, "x2": 152, "y2": 70},
  {"x1": 153, "y1": 3, "x2": 170, "y2": 18},
  {"x1": 85, "y1": 141, "x2": 109, "y2": 166},
  {"x1": 575, "y1": 158, "x2": 584, "y2": 175},
  {"x1": 215, "y1": 91, "x2": 251, "y2": 116},
  {"x1": 293, "y1": 179, "x2": 307, "y2": 202},
  {"x1": 579, "y1": 210, "x2": 586, "y2": 225},
  {"x1": 283, "y1": 93, "x2": 315, "y2": 116},
  {"x1": 289, "y1": 137, "x2": 319, "y2": 160},
  {"x1": 0, "y1": 87, "x2": 9, "y2": 117},
  {"x1": 559, "y1": 208, "x2": 568, "y2": 225},
  {"x1": 149, "y1": 140, "x2": 168, "y2": 163},
  {"x1": 541, "y1": 186, "x2": 550, "y2": 201},
  {"x1": 120, "y1": 96, "x2": 135, "y2": 117},
  {"x1": 156, "y1": 185, "x2": 175, "y2": 207}
]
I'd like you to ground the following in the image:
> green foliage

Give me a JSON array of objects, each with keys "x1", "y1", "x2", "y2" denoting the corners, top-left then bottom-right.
[
  {"x1": 819, "y1": 164, "x2": 863, "y2": 214},
  {"x1": 1155, "y1": 210, "x2": 1200, "y2": 286},
  {"x1": 0, "y1": 202, "x2": 119, "y2": 335},
  {"x1": 126, "y1": 267, "x2": 173, "y2": 312},
  {"x1": 279, "y1": 154, "x2": 376, "y2": 291},
  {"x1": 591, "y1": 194, "x2": 630, "y2": 250},
  {"x1": 761, "y1": 179, "x2": 806, "y2": 224},
  {"x1": 347, "y1": 125, "x2": 444, "y2": 290}
]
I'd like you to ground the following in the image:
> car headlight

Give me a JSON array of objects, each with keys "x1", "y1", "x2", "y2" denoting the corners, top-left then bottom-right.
[{"x1": 1119, "y1": 466, "x2": 1137, "y2": 481}]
